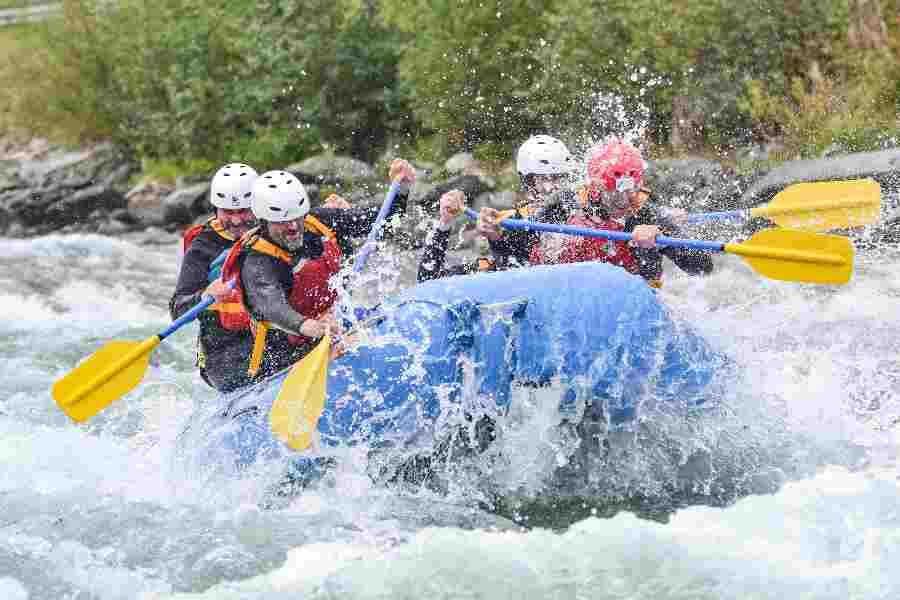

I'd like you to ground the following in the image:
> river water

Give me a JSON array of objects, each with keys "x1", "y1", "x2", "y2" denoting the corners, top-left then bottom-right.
[{"x1": 1, "y1": 224, "x2": 899, "y2": 599}]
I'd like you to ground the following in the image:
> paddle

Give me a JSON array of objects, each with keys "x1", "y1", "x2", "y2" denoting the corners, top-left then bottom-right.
[
  {"x1": 465, "y1": 208, "x2": 854, "y2": 285},
  {"x1": 686, "y1": 179, "x2": 881, "y2": 231},
  {"x1": 53, "y1": 291, "x2": 223, "y2": 422},
  {"x1": 270, "y1": 180, "x2": 403, "y2": 451}
]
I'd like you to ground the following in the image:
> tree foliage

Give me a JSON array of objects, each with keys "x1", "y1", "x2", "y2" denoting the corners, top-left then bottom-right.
[{"x1": 0, "y1": 0, "x2": 896, "y2": 166}]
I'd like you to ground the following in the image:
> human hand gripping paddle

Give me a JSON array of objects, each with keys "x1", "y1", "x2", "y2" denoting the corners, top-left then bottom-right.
[
  {"x1": 465, "y1": 208, "x2": 855, "y2": 285},
  {"x1": 686, "y1": 179, "x2": 881, "y2": 231},
  {"x1": 53, "y1": 282, "x2": 233, "y2": 422},
  {"x1": 269, "y1": 177, "x2": 405, "y2": 451}
]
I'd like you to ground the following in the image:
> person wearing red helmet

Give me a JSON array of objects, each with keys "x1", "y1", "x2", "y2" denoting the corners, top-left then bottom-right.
[{"x1": 479, "y1": 138, "x2": 712, "y2": 286}]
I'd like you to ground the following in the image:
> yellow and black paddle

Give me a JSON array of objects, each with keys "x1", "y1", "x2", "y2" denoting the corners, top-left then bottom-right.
[
  {"x1": 269, "y1": 180, "x2": 403, "y2": 450},
  {"x1": 686, "y1": 178, "x2": 881, "y2": 231},
  {"x1": 53, "y1": 293, "x2": 221, "y2": 422},
  {"x1": 466, "y1": 209, "x2": 854, "y2": 285}
]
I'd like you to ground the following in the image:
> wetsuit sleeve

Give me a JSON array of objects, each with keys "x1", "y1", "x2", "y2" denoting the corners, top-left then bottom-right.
[
  {"x1": 417, "y1": 225, "x2": 482, "y2": 281},
  {"x1": 417, "y1": 225, "x2": 452, "y2": 282},
  {"x1": 638, "y1": 206, "x2": 713, "y2": 276},
  {"x1": 240, "y1": 253, "x2": 307, "y2": 336},
  {"x1": 310, "y1": 191, "x2": 409, "y2": 241},
  {"x1": 487, "y1": 228, "x2": 535, "y2": 267},
  {"x1": 169, "y1": 232, "x2": 222, "y2": 320},
  {"x1": 487, "y1": 198, "x2": 570, "y2": 267}
]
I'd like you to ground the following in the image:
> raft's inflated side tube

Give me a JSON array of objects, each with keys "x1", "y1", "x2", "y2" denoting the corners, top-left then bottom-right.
[{"x1": 179, "y1": 262, "x2": 729, "y2": 476}]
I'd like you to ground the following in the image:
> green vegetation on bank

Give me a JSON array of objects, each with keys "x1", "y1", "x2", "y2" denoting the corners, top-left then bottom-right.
[
  {"x1": 0, "y1": 1, "x2": 46, "y2": 9},
  {"x1": 1, "y1": 0, "x2": 898, "y2": 172}
]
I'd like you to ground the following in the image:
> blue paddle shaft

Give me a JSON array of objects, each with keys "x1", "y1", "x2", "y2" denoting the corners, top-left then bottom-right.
[
  {"x1": 353, "y1": 180, "x2": 402, "y2": 274},
  {"x1": 687, "y1": 210, "x2": 748, "y2": 224},
  {"x1": 465, "y1": 208, "x2": 724, "y2": 252},
  {"x1": 159, "y1": 279, "x2": 237, "y2": 340}
]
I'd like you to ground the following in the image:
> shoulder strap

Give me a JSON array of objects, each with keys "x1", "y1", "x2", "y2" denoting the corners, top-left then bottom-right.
[
  {"x1": 249, "y1": 237, "x2": 293, "y2": 265},
  {"x1": 303, "y1": 214, "x2": 336, "y2": 239},
  {"x1": 182, "y1": 223, "x2": 205, "y2": 253},
  {"x1": 208, "y1": 217, "x2": 235, "y2": 242}
]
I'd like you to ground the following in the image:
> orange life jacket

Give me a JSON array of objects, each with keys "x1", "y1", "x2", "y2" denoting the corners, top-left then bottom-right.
[
  {"x1": 182, "y1": 218, "x2": 251, "y2": 331},
  {"x1": 221, "y1": 215, "x2": 341, "y2": 377}
]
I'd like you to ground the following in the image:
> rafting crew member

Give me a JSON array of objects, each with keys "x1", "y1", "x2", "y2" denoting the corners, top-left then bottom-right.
[
  {"x1": 417, "y1": 135, "x2": 576, "y2": 282},
  {"x1": 169, "y1": 163, "x2": 260, "y2": 393},
  {"x1": 223, "y1": 159, "x2": 416, "y2": 381},
  {"x1": 416, "y1": 189, "x2": 494, "y2": 281},
  {"x1": 479, "y1": 137, "x2": 712, "y2": 286}
]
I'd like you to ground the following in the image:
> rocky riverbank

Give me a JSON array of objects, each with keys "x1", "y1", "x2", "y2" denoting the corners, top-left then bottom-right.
[{"x1": 1, "y1": 138, "x2": 898, "y2": 247}]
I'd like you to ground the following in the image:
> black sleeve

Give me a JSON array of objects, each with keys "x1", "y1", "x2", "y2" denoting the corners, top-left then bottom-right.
[
  {"x1": 416, "y1": 226, "x2": 482, "y2": 281},
  {"x1": 636, "y1": 206, "x2": 714, "y2": 276},
  {"x1": 488, "y1": 228, "x2": 536, "y2": 267},
  {"x1": 310, "y1": 191, "x2": 409, "y2": 241},
  {"x1": 169, "y1": 232, "x2": 223, "y2": 320},
  {"x1": 240, "y1": 253, "x2": 307, "y2": 336},
  {"x1": 417, "y1": 226, "x2": 452, "y2": 282},
  {"x1": 487, "y1": 198, "x2": 570, "y2": 267}
]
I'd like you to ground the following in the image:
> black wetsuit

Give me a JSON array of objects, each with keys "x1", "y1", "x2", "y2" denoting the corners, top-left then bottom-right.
[
  {"x1": 238, "y1": 197, "x2": 408, "y2": 381},
  {"x1": 416, "y1": 226, "x2": 498, "y2": 282},
  {"x1": 416, "y1": 205, "x2": 538, "y2": 283},
  {"x1": 488, "y1": 189, "x2": 713, "y2": 281},
  {"x1": 169, "y1": 220, "x2": 254, "y2": 393}
]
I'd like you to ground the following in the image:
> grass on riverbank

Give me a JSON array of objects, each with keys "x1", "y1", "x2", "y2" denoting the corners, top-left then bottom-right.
[
  {"x1": 0, "y1": 1, "x2": 48, "y2": 9},
  {"x1": 0, "y1": 21, "x2": 49, "y2": 140},
  {"x1": 0, "y1": 0, "x2": 49, "y2": 10}
]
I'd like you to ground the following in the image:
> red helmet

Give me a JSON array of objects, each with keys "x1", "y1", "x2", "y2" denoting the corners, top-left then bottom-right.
[{"x1": 586, "y1": 138, "x2": 645, "y2": 193}]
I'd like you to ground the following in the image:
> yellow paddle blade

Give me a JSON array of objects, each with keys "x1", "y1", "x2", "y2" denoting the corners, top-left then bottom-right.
[
  {"x1": 753, "y1": 179, "x2": 881, "y2": 231},
  {"x1": 270, "y1": 335, "x2": 331, "y2": 451},
  {"x1": 724, "y1": 229, "x2": 854, "y2": 285},
  {"x1": 52, "y1": 337, "x2": 160, "y2": 422}
]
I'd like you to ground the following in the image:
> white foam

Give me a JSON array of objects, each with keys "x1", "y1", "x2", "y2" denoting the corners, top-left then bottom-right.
[
  {"x1": 154, "y1": 467, "x2": 900, "y2": 599},
  {"x1": 0, "y1": 578, "x2": 29, "y2": 600},
  {"x1": 0, "y1": 234, "x2": 140, "y2": 259}
]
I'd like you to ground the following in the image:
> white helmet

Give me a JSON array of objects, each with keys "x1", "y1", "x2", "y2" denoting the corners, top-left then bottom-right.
[
  {"x1": 250, "y1": 170, "x2": 310, "y2": 222},
  {"x1": 516, "y1": 135, "x2": 573, "y2": 177},
  {"x1": 210, "y1": 163, "x2": 258, "y2": 209}
]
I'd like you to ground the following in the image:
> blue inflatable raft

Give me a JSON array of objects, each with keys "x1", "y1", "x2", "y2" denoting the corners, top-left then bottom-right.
[{"x1": 177, "y1": 262, "x2": 729, "y2": 478}]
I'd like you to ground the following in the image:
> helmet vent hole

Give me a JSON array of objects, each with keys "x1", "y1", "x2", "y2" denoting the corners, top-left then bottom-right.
[
  {"x1": 269, "y1": 206, "x2": 282, "y2": 212},
  {"x1": 216, "y1": 192, "x2": 225, "y2": 198}
]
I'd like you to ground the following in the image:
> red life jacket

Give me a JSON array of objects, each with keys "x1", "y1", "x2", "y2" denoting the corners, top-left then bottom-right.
[
  {"x1": 529, "y1": 188, "x2": 662, "y2": 284},
  {"x1": 182, "y1": 218, "x2": 251, "y2": 331},
  {"x1": 529, "y1": 212, "x2": 642, "y2": 274},
  {"x1": 221, "y1": 215, "x2": 341, "y2": 377}
]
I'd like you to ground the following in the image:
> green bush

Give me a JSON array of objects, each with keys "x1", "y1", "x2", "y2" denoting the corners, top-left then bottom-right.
[{"x1": 1, "y1": 0, "x2": 898, "y2": 170}]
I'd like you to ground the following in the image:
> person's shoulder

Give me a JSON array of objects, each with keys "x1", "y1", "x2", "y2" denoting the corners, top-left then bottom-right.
[{"x1": 186, "y1": 224, "x2": 229, "y2": 255}]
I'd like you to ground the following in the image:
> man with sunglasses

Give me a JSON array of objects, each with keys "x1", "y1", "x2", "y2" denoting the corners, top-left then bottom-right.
[{"x1": 479, "y1": 138, "x2": 712, "y2": 287}]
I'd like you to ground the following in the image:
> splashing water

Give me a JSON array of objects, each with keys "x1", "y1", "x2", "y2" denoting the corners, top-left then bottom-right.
[{"x1": 1, "y1": 228, "x2": 899, "y2": 598}]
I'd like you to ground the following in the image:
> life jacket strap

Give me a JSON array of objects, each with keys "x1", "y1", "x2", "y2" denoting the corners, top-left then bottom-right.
[
  {"x1": 209, "y1": 217, "x2": 236, "y2": 242},
  {"x1": 208, "y1": 302, "x2": 246, "y2": 314},
  {"x1": 248, "y1": 320, "x2": 271, "y2": 377}
]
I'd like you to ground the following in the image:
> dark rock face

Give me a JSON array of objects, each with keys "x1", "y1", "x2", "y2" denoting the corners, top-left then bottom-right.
[
  {"x1": 645, "y1": 157, "x2": 764, "y2": 213},
  {"x1": 1, "y1": 143, "x2": 136, "y2": 235},
  {"x1": 1, "y1": 143, "x2": 897, "y2": 248}
]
